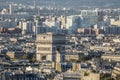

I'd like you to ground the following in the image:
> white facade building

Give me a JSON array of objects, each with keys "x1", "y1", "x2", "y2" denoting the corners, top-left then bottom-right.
[
  {"x1": 81, "y1": 9, "x2": 98, "y2": 28},
  {"x1": 42, "y1": 19, "x2": 60, "y2": 33},
  {"x1": 18, "y1": 21, "x2": 34, "y2": 34}
]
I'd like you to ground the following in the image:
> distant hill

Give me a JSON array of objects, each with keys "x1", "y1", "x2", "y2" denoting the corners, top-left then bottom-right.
[{"x1": 0, "y1": 0, "x2": 120, "y2": 8}]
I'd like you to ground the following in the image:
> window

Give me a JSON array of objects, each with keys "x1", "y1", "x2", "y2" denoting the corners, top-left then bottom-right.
[
  {"x1": 43, "y1": 36, "x2": 46, "y2": 39},
  {"x1": 41, "y1": 56, "x2": 46, "y2": 60},
  {"x1": 38, "y1": 47, "x2": 51, "y2": 51}
]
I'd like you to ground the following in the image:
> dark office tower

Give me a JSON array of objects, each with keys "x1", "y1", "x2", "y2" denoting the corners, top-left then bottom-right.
[{"x1": 98, "y1": 11, "x2": 104, "y2": 21}]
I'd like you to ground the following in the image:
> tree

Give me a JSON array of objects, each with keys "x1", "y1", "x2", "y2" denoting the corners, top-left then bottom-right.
[
  {"x1": 84, "y1": 72, "x2": 89, "y2": 76},
  {"x1": 29, "y1": 56, "x2": 36, "y2": 63},
  {"x1": 100, "y1": 73, "x2": 114, "y2": 80},
  {"x1": 22, "y1": 54, "x2": 28, "y2": 60}
]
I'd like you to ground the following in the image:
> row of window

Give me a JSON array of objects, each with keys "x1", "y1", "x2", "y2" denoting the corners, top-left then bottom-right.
[{"x1": 38, "y1": 47, "x2": 51, "y2": 51}]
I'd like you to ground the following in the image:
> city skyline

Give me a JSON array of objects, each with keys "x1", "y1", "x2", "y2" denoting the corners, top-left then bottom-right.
[
  {"x1": 0, "y1": 0, "x2": 120, "y2": 80},
  {"x1": 0, "y1": 0, "x2": 120, "y2": 9}
]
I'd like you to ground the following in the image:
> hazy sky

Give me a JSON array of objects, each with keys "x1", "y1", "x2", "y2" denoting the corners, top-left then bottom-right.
[{"x1": 0, "y1": 0, "x2": 120, "y2": 8}]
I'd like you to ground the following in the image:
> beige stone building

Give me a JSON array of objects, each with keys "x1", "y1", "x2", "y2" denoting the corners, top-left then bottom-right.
[
  {"x1": 36, "y1": 33, "x2": 66, "y2": 62},
  {"x1": 90, "y1": 46, "x2": 115, "y2": 52},
  {"x1": 83, "y1": 72, "x2": 100, "y2": 80},
  {"x1": 112, "y1": 64, "x2": 120, "y2": 79},
  {"x1": 110, "y1": 18, "x2": 120, "y2": 26},
  {"x1": 54, "y1": 70, "x2": 100, "y2": 80},
  {"x1": 6, "y1": 51, "x2": 15, "y2": 59},
  {"x1": 72, "y1": 63, "x2": 81, "y2": 71},
  {"x1": 101, "y1": 55, "x2": 120, "y2": 61}
]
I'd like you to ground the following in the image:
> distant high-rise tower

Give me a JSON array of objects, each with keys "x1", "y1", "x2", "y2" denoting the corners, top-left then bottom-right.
[
  {"x1": 119, "y1": 15, "x2": 120, "y2": 20},
  {"x1": 9, "y1": 4, "x2": 13, "y2": 14},
  {"x1": 34, "y1": 0, "x2": 36, "y2": 9}
]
